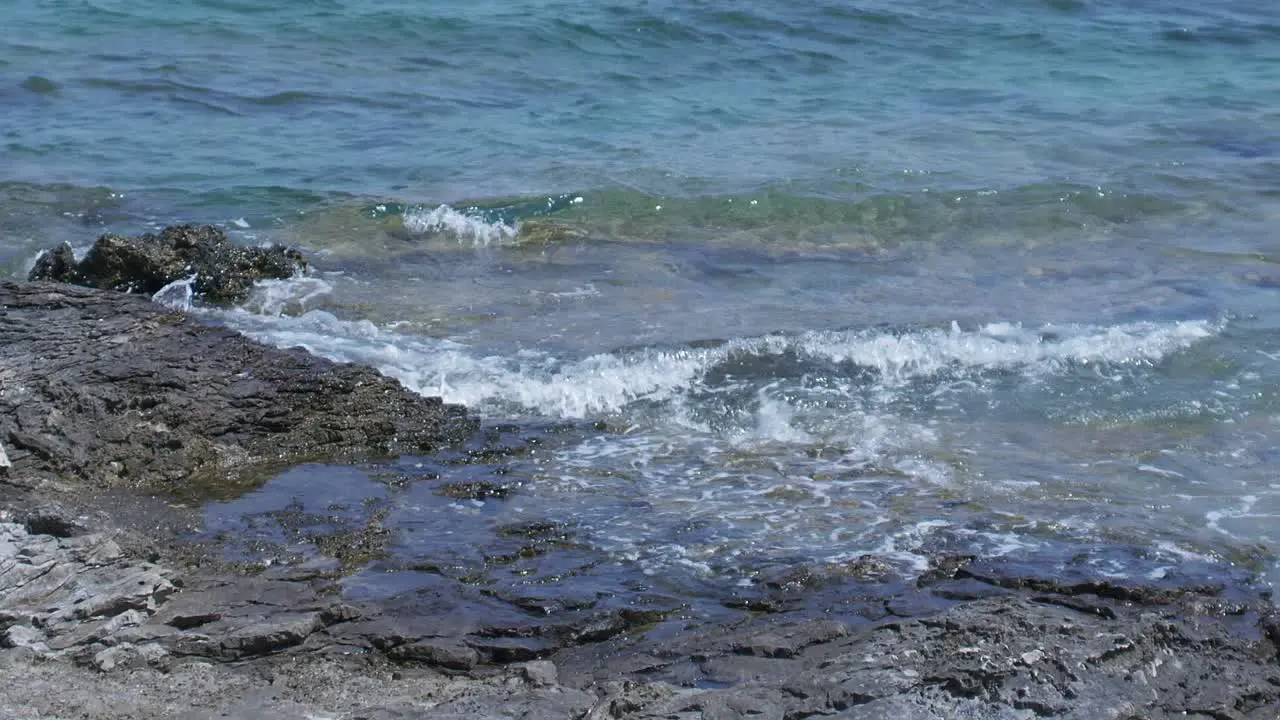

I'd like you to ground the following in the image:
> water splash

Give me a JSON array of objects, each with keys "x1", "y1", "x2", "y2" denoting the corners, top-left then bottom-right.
[
  {"x1": 151, "y1": 274, "x2": 197, "y2": 311},
  {"x1": 239, "y1": 276, "x2": 334, "y2": 317},
  {"x1": 403, "y1": 204, "x2": 518, "y2": 246}
]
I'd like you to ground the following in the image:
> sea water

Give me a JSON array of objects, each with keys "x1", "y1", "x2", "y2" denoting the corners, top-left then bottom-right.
[{"x1": 3, "y1": 0, "x2": 1279, "y2": 597}]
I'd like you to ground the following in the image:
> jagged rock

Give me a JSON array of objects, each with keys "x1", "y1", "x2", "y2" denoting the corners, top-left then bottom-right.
[
  {"x1": 0, "y1": 280, "x2": 476, "y2": 492},
  {"x1": 28, "y1": 224, "x2": 305, "y2": 305},
  {"x1": 0, "y1": 521, "x2": 174, "y2": 659},
  {"x1": 27, "y1": 243, "x2": 77, "y2": 285},
  {"x1": 568, "y1": 595, "x2": 1280, "y2": 719},
  {"x1": 518, "y1": 660, "x2": 559, "y2": 687},
  {"x1": 2, "y1": 623, "x2": 49, "y2": 653},
  {"x1": 48, "y1": 609, "x2": 149, "y2": 651},
  {"x1": 90, "y1": 642, "x2": 168, "y2": 672},
  {"x1": 412, "y1": 687, "x2": 597, "y2": 719}
]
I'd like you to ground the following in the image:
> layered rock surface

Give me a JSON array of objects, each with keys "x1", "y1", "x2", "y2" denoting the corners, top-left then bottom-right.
[
  {"x1": 2, "y1": 499, "x2": 1277, "y2": 719},
  {"x1": 0, "y1": 279, "x2": 475, "y2": 492}
]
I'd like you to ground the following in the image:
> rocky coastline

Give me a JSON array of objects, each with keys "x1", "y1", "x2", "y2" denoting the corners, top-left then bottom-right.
[{"x1": 1, "y1": 228, "x2": 1278, "y2": 719}]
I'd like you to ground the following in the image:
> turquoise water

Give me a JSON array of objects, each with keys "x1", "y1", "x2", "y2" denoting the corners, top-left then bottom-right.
[{"x1": 5, "y1": 1, "x2": 1280, "y2": 599}]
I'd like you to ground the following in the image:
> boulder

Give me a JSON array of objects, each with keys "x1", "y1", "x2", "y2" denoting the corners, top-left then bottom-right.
[{"x1": 29, "y1": 224, "x2": 305, "y2": 305}]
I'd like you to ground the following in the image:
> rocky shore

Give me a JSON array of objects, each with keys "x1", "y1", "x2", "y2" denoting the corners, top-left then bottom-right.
[{"x1": 2, "y1": 229, "x2": 1278, "y2": 719}]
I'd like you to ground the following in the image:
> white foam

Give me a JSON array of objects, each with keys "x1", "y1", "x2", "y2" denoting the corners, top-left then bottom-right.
[
  {"x1": 239, "y1": 276, "x2": 334, "y2": 317},
  {"x1": 794, "y1": 320, "x2": 1217, "y2": 387},
  {"x1": 214, "y1": 309, "x2": 1219, "y2": 423},
  {"x1": 403, "y1": 204, "x2": 518, "y2": 246}
]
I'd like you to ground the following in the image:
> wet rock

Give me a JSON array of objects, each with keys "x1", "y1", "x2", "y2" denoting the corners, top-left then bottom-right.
[
  {"x1": 514, "y1": 219, "x2": 587, "y2": 245},
  {"x1": 471, "y1": 635, "x2": 554, "y2": 663},
  {"x1": 28, "y1": 224, "x2": 305, "y2": 305},
  {"x1": 729, "y1": 618, "x2": 847, "y2": 659},
  {"x1": 437, "y1": 480, "x2": 511, "y2": 500},
  {"x1": 0, "y1": 280, "x2": 476, "y2": 492},
  {"x1": 568, "y1": 594, "x2": 1280, "y2": 719},
  {"x1": 916, "y1": 553, "x2": 975, "y2": 586},
  {"x1": 27, "y1": 243, "x2": 77, "y2": 285}
]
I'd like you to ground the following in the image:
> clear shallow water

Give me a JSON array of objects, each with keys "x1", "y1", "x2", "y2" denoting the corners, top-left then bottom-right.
[{"x1": 4, "y1": 1, "x2": 1280, "y2": 598}]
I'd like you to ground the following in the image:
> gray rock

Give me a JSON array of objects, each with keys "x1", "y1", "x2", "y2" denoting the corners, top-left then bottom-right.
[
  {"x1": 519, "y1": 660, "x2": 559, "y2": 687},
  {"x1": 219, "y1": 613, "x2": 323, "y2": 658},
  {"x1": 0, "y1": 521, "x2": 174, "y2": 650},
  {"x1": 3, "y1": 623, "x2": 49, "y2": 653},
  {"x1": 416, "y1": 687, "x2": 596, "y2": 719},
  {"x1": 91, "y1": 643, "x2": 147, "y2": 672},
  {"x1": 0, "y1": 280, "x2": 476, "y2": 492},
  {"x1": 388, "y1": 639, "x2": 480, "y2": 670}
]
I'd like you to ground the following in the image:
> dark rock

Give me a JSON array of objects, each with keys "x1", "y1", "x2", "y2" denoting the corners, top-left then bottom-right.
[
  {"x1": 28, "y1": 243, "x2": 79, "y2": 285},
  {"x1": 437, "y1": 480, "x2": 511, "y2": 500},
  {"x1": 0, "y1": 280, "x2": 476, "y2": 492},
  {"x1": 28, "y1": 225, "x2": 305, "y2": 305},
  {"x1": 729, "y1": 619, "x2": 847, "y2": 658},
  {"x1": 916, "y1": 553, "x2": 975, "y2": 586},
  {"x1": 387, "y1": 639, "x2": 479, "y2": 670},
  {"x1": 165, "y1": 610, "x2": 223, "y2": 630},
  {"x1": 578, "y1": 594, "x2": 1280, "y2": 719},
  {"x1": 470, "y1": 635, "x2": 553, "y2": 663}
]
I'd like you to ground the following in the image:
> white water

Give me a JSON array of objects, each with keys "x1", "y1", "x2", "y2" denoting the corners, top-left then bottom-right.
[
  {"x1": 211, "y1": 291, "x2": 1217, "y2": 424},
  {"x1": 180, "y1": 276, "x2": 1251, "y2": 580},
  {"x1": 403, "y1": 204, "x2": 519, "y2": 246}
]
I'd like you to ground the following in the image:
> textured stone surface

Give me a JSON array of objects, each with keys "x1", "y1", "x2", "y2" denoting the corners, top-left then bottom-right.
[
  {"x1": 0, "y1": 521, "x2": 173, "y2": 654},
  {"x1": 0, "y1": 279, "x2": 476, "y2": 492},
  {"x1": 29, "y1": 224, "x2": 304, "y2": 305}
]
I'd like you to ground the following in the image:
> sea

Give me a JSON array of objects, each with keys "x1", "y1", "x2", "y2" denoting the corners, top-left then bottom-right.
[{"x1": 3, "y1": 0, "x2": 1280, "y2": 606}]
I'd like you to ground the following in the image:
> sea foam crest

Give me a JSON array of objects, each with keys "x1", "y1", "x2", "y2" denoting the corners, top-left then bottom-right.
[
  {"x1": 215, "y1": 310, "x2": 1219, "y2": 420},
  {"x1": 790, "y1": 320, "x2": 1217, "y2": 386},
  {"x1": 403, "y1": 204, "x2": 518, "y2": 246}
]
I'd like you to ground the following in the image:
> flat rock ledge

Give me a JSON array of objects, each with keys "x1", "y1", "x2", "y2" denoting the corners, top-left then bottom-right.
[
  {"x1": 0, "y1": 279, "x2": 476, "y2": 492},
  {"x1": 1, "y1": 499, "x2": 1277, "y2": 720}
]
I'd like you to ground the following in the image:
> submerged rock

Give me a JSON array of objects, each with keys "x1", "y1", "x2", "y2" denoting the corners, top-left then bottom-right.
[
  {"x1": 514, "y1": 219, "x2": 587, "y2": 245},
  {"x1": 28, "y1": 224, "x2": 305, "y2": 305},
  {"x1": 0, "y1": 280, "x2": 475, "y2": 492}
]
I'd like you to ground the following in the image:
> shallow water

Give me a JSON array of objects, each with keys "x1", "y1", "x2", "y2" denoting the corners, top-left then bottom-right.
[{"x1": 4, "y1": 0, "x2": 1280, "y2": 601}]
